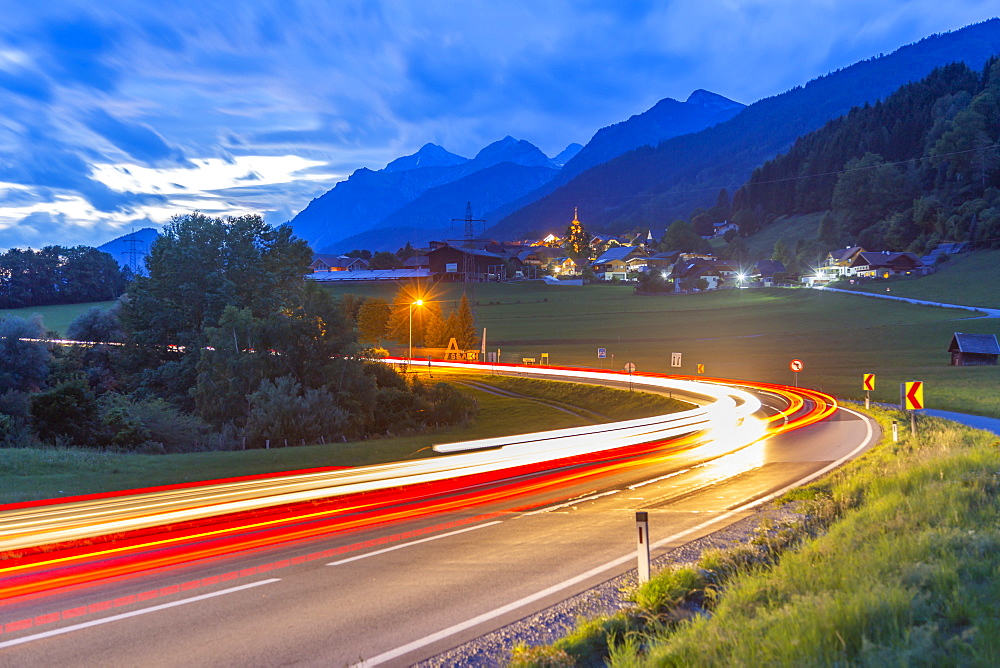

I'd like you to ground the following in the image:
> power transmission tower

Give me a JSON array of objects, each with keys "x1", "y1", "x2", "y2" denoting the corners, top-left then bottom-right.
[
  {"x1": 451, "y1": 202, "x2": 485, "y2": 283},
  {"x1": 124, "y1": 227, "x2": 146, "y2": 276}
]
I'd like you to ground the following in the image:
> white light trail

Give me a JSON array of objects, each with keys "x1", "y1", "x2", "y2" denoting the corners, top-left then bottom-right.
[{"x1": 0, "y1": 362, "x2": 763, "y2": 553}]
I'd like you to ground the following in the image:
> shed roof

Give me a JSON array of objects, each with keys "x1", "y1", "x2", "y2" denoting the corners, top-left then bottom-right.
[{"x1": 949, "y1": 333, "x2": 1000, "y2": 355}]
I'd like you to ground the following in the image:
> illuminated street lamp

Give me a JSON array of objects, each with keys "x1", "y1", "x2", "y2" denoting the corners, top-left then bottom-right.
[{"x1": 408, "y1": 299, "x2": 424, "y2": 367}]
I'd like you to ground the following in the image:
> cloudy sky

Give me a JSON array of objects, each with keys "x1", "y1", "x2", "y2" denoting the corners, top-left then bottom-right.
[{"x1": 0, "y1": 1, "x2": 997, "y2": 251}]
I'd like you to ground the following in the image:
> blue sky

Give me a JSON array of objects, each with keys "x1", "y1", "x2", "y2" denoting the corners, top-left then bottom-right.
[{"x1": 0, "y1": 1, "x2": 997, "y2": 250}]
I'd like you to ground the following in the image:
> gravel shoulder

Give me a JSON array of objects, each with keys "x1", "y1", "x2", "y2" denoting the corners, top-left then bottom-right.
[{"x1": 417, "y1": 504, "x2": 794, "y2": 667}]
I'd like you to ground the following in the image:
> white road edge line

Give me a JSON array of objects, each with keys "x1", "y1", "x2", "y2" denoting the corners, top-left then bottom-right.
[
  {"x1": 0, "y1": 578, "x2": 281, "y2": 650},
  {"x1": 353, "y1": 406, "x2": 879, "y2": 668},
  {"x1": 327, "y1": 522, "x2": 504, "y2": 566}
]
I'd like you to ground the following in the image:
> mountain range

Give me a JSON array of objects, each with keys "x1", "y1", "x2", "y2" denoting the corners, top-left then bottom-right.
[
  {"x1": 490, "y1": 18, "x2": 1000, "y2": 240},
  {"x1": 288, "y1": 89, "x2": 747, "y2": 252}
]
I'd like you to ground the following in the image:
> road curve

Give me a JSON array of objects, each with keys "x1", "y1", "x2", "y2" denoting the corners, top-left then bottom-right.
[{"x1": 0, "y1": 364, "x2": 878, "y2": 666}]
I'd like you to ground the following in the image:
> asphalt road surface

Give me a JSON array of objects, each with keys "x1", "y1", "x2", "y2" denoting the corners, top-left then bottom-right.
[{"x1": 0, "y1": 382, "x2": 878, "y2": 667}]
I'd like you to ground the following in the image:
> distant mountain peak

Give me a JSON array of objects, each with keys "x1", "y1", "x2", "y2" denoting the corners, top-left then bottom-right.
[
  {"x1": 686, "y1": 89, "x2": 744, "y2": 110},
  {"x1": 383, "y1": 143, "x2": 468, "y2": 172},
  {"x1": 552, "y1": 143, "x2": 584, "y2": 167},
  {"x1": 472, "y1": 136, "x2": 554, "y2": 168}
]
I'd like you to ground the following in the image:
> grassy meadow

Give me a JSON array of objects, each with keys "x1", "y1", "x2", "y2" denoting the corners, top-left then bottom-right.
[
  {"x1": 0, "y1": 300, "x2": 117, "y2": 336},
  {"x1": 322, "y1": 281, "x2": 1000, "y2": 419},
  {"x1": 833, "y1": 249, "x2": 1000, "y2": 310}
]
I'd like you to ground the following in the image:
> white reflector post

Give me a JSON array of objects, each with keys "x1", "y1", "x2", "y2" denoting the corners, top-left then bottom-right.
[{"x1": 636, "y1": 511, "x2": 651, "y2": 583}]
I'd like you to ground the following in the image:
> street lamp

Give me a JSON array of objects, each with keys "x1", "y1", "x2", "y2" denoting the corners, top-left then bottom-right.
[{"x1": 408, "y1": 299, "x2": 424, "y2": 367}]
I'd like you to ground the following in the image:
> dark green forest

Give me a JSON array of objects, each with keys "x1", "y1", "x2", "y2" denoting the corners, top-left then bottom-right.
[
  {"x1": 0, "y1": 213, "x2": 475, "y2": 453},
  {"x1": 732, "y1": 58, "x2": 1000, "y2": 253},
  {"x1": 0, "y1": 245, "x2": 127, "y2": 309}
]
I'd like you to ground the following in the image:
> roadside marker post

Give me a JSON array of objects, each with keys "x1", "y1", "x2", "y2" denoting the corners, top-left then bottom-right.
[
  {"x1": 636, "y1": 511, "x2": 651, "y2": 583},
  {"x1": 863, "y1": 373, "x2": 875, "y2": 409},
  {"x1": 901, "y1": 381, "x2": 924, "y2": 436},
  {"x1": 892, "y1": 420, "x2": 898, "y2": 442},
  {"x1": 624, "y1": 362, "x2": 636, "y2": 392}
]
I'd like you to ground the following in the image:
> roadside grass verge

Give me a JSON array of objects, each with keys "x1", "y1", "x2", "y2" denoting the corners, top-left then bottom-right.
[
  {"x1": 0, "y1": 374, "x2": 684, "y2": 506},
  {"x1": 510, "y1": 408, "x2": 1000, "y2": 666},
  {"x1": 462, "y1": 373, "x2": 692, "y2": 423}
]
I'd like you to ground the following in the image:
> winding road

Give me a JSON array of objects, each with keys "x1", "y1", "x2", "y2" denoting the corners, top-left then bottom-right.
[{"x1": 0, "y1": 361, "x2": 879, "y2": 666}]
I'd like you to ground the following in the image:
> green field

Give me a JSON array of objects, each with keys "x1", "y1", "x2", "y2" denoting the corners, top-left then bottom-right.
[
  {"x1": 834, "y1": 249, "x2": 1000, "y2": 310},
  {"x1": 3, "y1": 281, "x2": 998, "y2": 419},
  {"x1": 326, "y1": 282, "x2": 999, "y2": 418},
  {"x1": 0, "y1": 301, "x2": 117, "y2": 336}
]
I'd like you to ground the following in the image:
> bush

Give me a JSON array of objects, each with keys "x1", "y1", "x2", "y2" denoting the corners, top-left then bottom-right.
[
  {"x1": 129, "y1": 397, "x2": 211, "y2": 452},
  {"x1": 30, "y1": 380, "x2": 102, "y2": 445},
  {"x1": 66, "y1": 304, "x2": 124, "y2": 343},
  {"x1": 0, "y1": 315, "x2": 50, "y2": 392},
  {"x1": 424, "y1": 381, "x2": 478, "y2": 426},
  {"x1": 244, "y1": 376, "x2": 350, "y2": 447}
]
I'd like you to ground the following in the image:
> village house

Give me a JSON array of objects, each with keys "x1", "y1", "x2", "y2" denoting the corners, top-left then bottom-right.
[
  {"x1": 711, "y1": 221, "x2": 738, "y2": 238},
  {"x1": 849, "y1": 251, "x2": 924, "y2": 278},
  {"x1": 671, "y1": 257, "x2": 724, "y2": 290},
  {"x1": 822, "y1": 246, "x2": 865, "y2": 278},
  {"x1": 752, "y1": 259, "x2": 787, "y2": 284},
  {"x1": 590, "y1": 246, "x2": 647, "y2": 281},
  {"x1": 549, "y1": 256, "x2": 583, "y2": 276},
  {"x1": 309, "y1": 254, "x2": 369, "y2": 272},
  {"x1": 426, "y1": 242, "x2": 524, "y2": 282}
]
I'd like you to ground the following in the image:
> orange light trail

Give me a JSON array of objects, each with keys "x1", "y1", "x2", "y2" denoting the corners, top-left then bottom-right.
[{"x1": 0, "y1": 362, "x2": 837, "y2": 603}]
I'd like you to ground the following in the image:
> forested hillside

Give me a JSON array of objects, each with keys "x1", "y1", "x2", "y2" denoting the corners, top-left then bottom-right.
[
  {"x1": 732, "y1": 58, "x2": 1000, "y2": 253},
  {"x1": 491, "y1": 19, "x2": 1000, "y2": 240}
]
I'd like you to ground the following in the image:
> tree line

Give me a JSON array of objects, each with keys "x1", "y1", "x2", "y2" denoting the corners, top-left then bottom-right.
[
  {"x1": 0, "y1": 245, "x2": 128, "y2": 309},
  {"x1": 0, "y1": 213, "x2": 477, "y2": 452},
  {"x1": 731, "y1": 58, "x2": 1000, "y2": 255}
]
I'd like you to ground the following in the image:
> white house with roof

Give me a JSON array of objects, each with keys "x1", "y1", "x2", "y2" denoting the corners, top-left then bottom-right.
[{"x1": 590, "y1": 246, "x2": 647, "y2": 280}]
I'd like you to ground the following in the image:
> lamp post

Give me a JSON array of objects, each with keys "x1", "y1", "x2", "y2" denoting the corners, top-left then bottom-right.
[{"x1": 408, "y1": 299, "x2": 423, "y2": 368}]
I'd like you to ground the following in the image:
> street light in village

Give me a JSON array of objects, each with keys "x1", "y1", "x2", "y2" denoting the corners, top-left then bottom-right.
[{"x1": 408, "y1": 299, "x2": 424, "y2": 367}]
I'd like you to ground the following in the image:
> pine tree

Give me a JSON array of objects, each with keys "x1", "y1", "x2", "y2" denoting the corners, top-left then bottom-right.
[{"x1": 446, "y1": 293, "x2": 478, "y2": 349}]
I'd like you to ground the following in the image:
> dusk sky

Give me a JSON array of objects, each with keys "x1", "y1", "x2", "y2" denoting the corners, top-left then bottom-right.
[{"x1": 0, "y1": 1, "x2": 997, "y2": 251}]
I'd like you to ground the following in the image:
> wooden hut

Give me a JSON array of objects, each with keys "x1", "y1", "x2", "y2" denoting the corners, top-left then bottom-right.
[{"x1": 948, "y1": 332, "x2": 1000, "y2": 366}]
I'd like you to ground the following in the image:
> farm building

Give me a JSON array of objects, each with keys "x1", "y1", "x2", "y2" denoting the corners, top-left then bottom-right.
[{"x1": 948, "y1": 332, "x2": 1000, "y2": 366}]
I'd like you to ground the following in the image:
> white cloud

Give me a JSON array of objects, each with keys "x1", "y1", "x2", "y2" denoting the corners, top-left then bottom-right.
[{"x1": 89, "y1": 155, "x2": 335, "y2": 195}]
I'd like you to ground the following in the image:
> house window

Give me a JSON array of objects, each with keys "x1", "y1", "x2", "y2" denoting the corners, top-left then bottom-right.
[{"x1": 446, "y1": 263, "x2": 458, "y2": 273}]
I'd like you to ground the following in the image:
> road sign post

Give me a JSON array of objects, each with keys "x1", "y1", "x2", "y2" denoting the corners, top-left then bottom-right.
[
  {"x1": 789, "y1": 359, "x2": 803, "y2": 387},
  {"x1": 901, "y1": 381, "x2": 924, "y2": 437},
  {"x1": 624, "y1": 362, "x2": 636, "y2": 392},
  {"x1": 696, "y1": 363, "x2": 704, "y2": 375},
  {"x1": 597, "y1": 348, "x2": 606, "y2": 370},
  {"x1": 670, "y1": 352, "x2": 682, "y2": 369},
  {"x1": 863, "y1": 373, "x2": 875, "y2": 409},
  {"x1": 636, "y1": 511, "x2": 650, "y2": 583}
]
